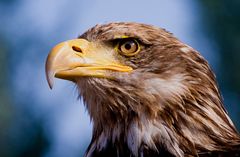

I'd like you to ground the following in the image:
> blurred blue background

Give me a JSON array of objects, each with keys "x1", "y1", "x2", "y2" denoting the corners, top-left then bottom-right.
[{"x1": 0, "y1": 0, "x2": 239, "y2": 157}]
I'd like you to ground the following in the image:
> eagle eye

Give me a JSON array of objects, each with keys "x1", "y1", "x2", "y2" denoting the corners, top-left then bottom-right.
[{"x1": 116, "y1": 39, "x2": 140, "y2": 56}]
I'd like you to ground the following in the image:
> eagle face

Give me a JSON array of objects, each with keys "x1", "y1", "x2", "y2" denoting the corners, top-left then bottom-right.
[{"x1": 46, "y1": 22, "x2": 240, "y2": 157}]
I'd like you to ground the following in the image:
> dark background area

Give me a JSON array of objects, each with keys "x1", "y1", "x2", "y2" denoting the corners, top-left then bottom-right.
[
  {"x1": 0, "y1": 0, "x2": 239, "y2": 157},
  {"x1": 199, "y1": 0, "x2": 240, "y2": 127}
]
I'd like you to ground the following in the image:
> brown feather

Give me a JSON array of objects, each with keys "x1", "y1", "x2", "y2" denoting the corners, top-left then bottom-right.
[{"x1": 76, "y1": 22, "x2": 240, "y2": 157}]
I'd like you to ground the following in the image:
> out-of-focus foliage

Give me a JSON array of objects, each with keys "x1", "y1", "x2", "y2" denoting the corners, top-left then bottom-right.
[{"x1": 198, "y1": 0, "x2": 240, "y2": 129}]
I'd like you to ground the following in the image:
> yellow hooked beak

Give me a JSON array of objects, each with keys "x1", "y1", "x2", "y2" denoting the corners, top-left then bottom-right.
[{"x1": 45, "y1": 39, "x2": 133, "y2": 89}]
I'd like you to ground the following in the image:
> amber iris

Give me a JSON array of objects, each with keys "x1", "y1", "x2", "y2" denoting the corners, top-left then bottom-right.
[{"x1": 117, "y1": 39, "x2": 140, "y2": 56}]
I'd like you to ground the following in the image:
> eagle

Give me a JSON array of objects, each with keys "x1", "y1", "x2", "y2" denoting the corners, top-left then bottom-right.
[{"x1": 45, "y1": 22, "x2": 240, "y2": 157}]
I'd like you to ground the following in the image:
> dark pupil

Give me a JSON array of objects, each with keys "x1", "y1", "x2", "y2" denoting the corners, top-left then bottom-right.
[{"x1": 124, "y1": 43, "x2": 132, "y2": 50}]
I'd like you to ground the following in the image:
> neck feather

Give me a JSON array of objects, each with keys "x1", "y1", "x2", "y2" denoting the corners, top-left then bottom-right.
[{"x1": 77, "y1": 74, "x2": 240, "y2": 157}]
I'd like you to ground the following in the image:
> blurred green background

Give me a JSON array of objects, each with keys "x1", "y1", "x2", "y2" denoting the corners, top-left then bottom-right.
[{"x1": 0, "y1": 0, "x2": 239, "y2": 157}]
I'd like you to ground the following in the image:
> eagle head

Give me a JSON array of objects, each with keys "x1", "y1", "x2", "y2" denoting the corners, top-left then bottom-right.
[{"x1": 45, "y1": 22, "x2": 240, "y2": 157}]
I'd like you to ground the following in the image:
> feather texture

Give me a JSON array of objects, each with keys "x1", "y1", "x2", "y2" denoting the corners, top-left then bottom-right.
[{"x1": 73, "y1": 22, "x2": 239, "y2": 157}]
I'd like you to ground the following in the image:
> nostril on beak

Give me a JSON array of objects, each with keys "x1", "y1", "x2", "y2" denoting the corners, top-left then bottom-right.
[{"x1": 72, "y1": 46, "x2": 83, "y2": 53}]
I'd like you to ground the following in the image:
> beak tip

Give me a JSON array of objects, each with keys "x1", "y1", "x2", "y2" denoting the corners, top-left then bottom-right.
[
  {"x1": 46, "y1": 75, "x2": 54, "y2": 89},
  {"x1": 48, "y1": 81, "x2": 53, "y2": 89},
  {"x1": 45, "y1": 54, "x2": 55, "y2": 89},
  {"x1": 45, "y1": 69, "x2": 55, "y2": 89}
]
